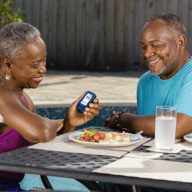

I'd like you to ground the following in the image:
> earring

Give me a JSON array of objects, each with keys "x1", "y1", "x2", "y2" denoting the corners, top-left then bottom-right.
[{"x1": 5, "y1": 74, "x2": 10, "y2": 80}]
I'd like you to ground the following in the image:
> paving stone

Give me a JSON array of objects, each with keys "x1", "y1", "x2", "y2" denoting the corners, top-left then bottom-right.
[{"x1": 25, "y1": 70, "x2": 142, "y2": 108}]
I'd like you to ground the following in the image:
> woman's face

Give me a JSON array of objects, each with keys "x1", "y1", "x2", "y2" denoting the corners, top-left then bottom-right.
[{"x1": 10, "y1": 36, "x2": 47, "y2": 89}]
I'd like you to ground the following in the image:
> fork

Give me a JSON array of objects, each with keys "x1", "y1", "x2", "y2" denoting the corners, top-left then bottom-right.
[{"x1": 131, "y1": 130, "x2": 143, "y2": 140}]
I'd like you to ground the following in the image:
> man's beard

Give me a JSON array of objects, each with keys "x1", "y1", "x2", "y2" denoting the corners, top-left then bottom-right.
[{"x1": 150, "y1": 65, "x2": 167, "y2": 76}]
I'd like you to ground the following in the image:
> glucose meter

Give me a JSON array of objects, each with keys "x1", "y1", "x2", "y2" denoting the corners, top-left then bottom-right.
[{"x1": 76, "y1": 91, "x2": 96, "y2": 112}]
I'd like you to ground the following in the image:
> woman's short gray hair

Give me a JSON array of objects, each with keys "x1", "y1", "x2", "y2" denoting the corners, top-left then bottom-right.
[{"x1": 0, "y1": 22, "x2": 41, "y2": 63}]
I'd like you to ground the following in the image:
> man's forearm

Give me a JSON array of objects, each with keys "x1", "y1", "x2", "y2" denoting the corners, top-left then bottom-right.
[{"x1": 120, "y1": 113, "x2": 155, "y2": 136}]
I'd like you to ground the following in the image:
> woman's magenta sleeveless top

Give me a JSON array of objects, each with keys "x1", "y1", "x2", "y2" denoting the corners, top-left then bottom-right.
[{"x1": 0, "y1": 93, "x2": 33, "y2": 182}]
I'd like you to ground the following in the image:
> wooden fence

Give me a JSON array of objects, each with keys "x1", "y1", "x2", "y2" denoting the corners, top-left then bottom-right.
[{"x1": 12, "y1": 0, "x2": 192, "y2": 72}]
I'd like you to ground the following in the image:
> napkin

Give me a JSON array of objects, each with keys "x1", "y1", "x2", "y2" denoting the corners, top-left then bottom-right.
[
  {"x1": 144, "y1": 139, "x2": 192, "y2": 153},
  {"x1": 143, "y1": 139, "x2": 181, "y2": 146},
  {"x1": 125, "y1": 151, "x2": 162, "y2": 159},
  {"x1": 146, "y1": 146, "x2": 181, "y2": 154},
  {"x1": 93, "y1": 157, "x2": 192, "y2": 183}
]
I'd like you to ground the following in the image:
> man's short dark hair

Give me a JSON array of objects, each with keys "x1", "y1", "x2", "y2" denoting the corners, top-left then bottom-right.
[{"x1": 148, "y1": 13, "x2": 186, "y2": 36}]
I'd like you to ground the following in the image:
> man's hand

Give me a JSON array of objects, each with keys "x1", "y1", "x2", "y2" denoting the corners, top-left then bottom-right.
[
  {"x1": 104, "y1": 111, "x2": 137, "y2": 133},
  {"x1": 104, "y1": 111, "x2": 117, "y2": 128}
]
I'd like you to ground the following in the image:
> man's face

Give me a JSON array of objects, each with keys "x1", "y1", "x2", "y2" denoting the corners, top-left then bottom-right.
[
  {"x1": 10, "y1": 36, "x2": 47, "y2": 89},
  {"x1": 140, "y1": 19, "x2": 180, "y2": 79}
]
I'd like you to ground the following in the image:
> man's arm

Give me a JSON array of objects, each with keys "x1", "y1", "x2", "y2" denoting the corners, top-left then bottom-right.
[
  {"x1": 118, "y1": 112, "x2": 192, "y2": 138},
  {"x1": 119, "y1": 113, "x2": 155, "y2": 136},
  {"x1": 176, "y1": 113, "x2": 192, "y2": 138}
]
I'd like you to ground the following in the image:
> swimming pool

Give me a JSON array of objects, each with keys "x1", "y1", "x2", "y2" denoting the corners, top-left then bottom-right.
[{"x1": 36, "y1": 106, "x2": 137, "y2": 129}]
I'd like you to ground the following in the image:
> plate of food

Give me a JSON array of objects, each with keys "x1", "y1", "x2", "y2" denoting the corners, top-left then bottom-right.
[
  {"x1": 184, "y1": 133, "x2": 192, "y2": 143},
  {"x1": 68, "y1": 129, "x2": 143, "y2": 147}
]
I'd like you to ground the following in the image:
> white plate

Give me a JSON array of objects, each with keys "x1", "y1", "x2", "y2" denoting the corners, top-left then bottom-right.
[
  {"x1": 68, "y1": 131, "x2": 143, "y2": 147},
  {"x1": 184, "y1": 134, "x2": 192, "y2": 143}
]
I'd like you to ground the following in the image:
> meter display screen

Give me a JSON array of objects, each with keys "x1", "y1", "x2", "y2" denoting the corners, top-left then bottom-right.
[
  {"x1": 80, "y1": 93, "x2": 92, "y2": 105},
  {"x1": 76, "y1": 91, "x2": 96, "y2": 112}
]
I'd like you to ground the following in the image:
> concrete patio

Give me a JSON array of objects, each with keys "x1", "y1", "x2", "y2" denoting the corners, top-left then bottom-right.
[{"x1": 25, "y1": 70, "x2": 142, "y2": 108}]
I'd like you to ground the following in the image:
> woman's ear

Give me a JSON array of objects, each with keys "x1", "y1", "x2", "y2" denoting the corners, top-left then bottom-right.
[{"x1": 1, "y1": 58, "x2": 12, "y2": 69}]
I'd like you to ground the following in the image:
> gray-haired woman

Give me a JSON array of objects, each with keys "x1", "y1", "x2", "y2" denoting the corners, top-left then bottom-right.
[{"x1": 0, "y1": 22, "x2": 101, "y2": 191}]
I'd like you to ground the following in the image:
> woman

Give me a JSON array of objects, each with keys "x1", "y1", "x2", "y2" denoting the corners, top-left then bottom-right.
[{"x1": 0, "y1": 22, "x2": 101, "y2": 191}]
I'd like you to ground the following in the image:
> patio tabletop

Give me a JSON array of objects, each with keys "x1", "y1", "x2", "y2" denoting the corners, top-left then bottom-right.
[{"x1": 0, "y1": 127, "x2": 192, "y2": 191}]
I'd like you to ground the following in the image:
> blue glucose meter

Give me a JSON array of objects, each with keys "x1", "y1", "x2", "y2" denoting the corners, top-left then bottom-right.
[{"x1": 76, "y1": 91, "x2": 96, "y2": 112}]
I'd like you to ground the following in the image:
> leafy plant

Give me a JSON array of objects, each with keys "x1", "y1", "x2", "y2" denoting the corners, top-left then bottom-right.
[{"x1": 0, "y1": 0, "x2": 24, "y2": 27}]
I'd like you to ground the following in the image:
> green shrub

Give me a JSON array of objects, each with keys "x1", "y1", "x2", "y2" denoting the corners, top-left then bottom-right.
[{"x1": 0, "y1": 0, "x2": 24, "y2": 27}]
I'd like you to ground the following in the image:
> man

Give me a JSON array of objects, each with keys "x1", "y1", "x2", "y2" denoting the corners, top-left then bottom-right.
[
  {"x1": 105, "y1": 13, "x2": 192, "y2": 139},
  {"x1": 102, "y1": 13, "x2": 191, "y2": 192}
]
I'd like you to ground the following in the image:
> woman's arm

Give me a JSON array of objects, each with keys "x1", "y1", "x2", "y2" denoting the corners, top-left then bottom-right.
[{"x1": 0, "y1": 91, "x2": 101, "y2": 143}]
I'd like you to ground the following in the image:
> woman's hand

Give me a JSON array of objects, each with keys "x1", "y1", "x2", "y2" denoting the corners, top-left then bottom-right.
[{"x1": 63, "y1": 93, "x2": 102, "y2": 133}]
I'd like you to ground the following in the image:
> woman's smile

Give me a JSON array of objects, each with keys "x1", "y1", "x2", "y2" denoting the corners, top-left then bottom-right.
[{"x1": 32, "y1": 76, "x2": 43, "y2": 83}]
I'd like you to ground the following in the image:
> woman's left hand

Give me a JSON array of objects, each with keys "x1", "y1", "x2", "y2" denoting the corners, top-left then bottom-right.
[{"x1": 63, "y1": 93, "x2": 102, "y2": 132}]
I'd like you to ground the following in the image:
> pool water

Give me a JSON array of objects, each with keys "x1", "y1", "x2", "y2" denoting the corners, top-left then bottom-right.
[
  {"x1": 36, "y1": 106, "x2": 137, "y2": 129},
  {"x1": 20, "y1": 175, "x2": 89, "y2": 191},
  {"x1": 20, "y1": 106, "x2": 137, "y2": 191}
]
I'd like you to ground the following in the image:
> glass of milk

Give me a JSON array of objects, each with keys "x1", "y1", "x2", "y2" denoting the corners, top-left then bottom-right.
[{"x1": 154, "y1": 106, "x2": 177, "y2": 151}]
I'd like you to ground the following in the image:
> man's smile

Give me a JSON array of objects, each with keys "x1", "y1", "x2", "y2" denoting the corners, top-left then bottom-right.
[{"x1": 146, "y1": 58, "x2": 161, "y2": 67}]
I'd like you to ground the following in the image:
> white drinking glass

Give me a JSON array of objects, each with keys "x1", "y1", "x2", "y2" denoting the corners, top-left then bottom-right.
[{"x1": 154, "y1": 106, "x2": 177, "y2": 151}]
